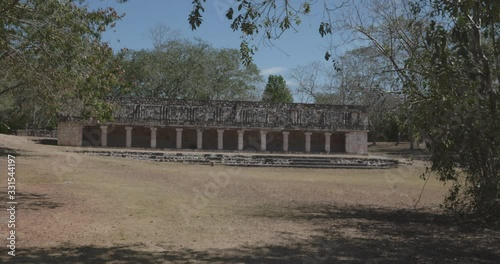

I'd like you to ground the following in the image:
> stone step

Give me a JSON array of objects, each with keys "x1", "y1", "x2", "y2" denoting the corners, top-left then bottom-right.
[{"x1": 72, "y1": 150, "x2": 398, "y2": 169}]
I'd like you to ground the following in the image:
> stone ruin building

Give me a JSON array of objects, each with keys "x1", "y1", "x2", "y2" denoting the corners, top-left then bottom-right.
[{"x1": 58, "y1": 97, "x2": 369, "y2": 155}]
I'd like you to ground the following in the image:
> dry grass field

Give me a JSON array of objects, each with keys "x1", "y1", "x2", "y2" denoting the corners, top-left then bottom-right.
[{"x1": 0, "y1": 134, "x2": 498, "y2": 263}]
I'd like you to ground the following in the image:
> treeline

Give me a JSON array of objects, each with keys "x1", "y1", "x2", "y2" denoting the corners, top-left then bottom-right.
[
  {"x1": 117, "y1": 26, "x2": 262, "y2": 101},
  {"x1": 0, "y1": 1, "x2": 262, "y2": 133}
]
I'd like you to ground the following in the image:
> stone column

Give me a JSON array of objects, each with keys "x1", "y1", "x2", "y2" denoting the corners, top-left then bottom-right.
[
  {"x1": 282, "y1": 131, "x2": 289, "y2": 152},
  {"x1": 305, "y1": 132, "x2": 312, "y2": 153},
  {"x1": 217, "y1": 129, "x2": 224, "y2": 150},
  {"x1": 125, "y1": 126, "x2": 133, "y2": 148},
  {"x1": 237, "y1": 130, "x2": 244, "y2": 151},
  {"x1": 359, "y1": 132, "x2": 368, "y2": 155},
  {"x1": 176, "y1": 128, "x2": 183, "y2": 149},
  {"x1": 345, "y1": 132, "x2": 351, "y2": 154},
  {"x1": 100, "y1": 125, "x2": 108, "y2": 147},
  {"x1": 196, "y1": 129, "x2": 203, "y2": 150},
  {"x1": 324, "y1": 132, "x2": 331, "y2": 153},
  {"x1": 260, "y1": 130, "x2": 267, "y2": 151},
  {"x1": 150, "y1": 127, "x2": 157, "y2": 148}
]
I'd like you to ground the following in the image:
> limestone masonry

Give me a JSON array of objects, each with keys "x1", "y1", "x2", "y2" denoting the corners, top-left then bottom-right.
[{"x1": 58, "y1": 98, "x2": 369, "y2": 154}]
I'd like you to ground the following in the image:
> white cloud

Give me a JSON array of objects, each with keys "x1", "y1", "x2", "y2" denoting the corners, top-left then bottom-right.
[
  {"x1": 285, "y1": 79, "x2": 297, "y2": 86},
  {"x1": 260, "y1": 67, "x2": 287, "y2": 76}
]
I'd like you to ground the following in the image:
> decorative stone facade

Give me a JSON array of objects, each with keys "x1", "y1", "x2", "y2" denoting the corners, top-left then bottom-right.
[{"x1": 58, "y1": 98, "x2": 369, "y2": 154}]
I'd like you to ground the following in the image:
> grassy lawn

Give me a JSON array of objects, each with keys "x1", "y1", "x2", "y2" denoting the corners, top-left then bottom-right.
[{"x1": 0, "y1": 134, "x2": 498, "y2": 263}]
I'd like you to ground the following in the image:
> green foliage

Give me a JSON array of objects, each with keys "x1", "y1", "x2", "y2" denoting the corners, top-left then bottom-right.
[
  {"x1": 409, "y1": 0, "x2": 500, "y2": 219},
  {"x1": 0, "y1": 0, "x2": 124, "y2": 129},
  {"x1": 262, "y1": 75, "x2": 293, "y2": 103},
  {"x1": 119, "y1": 36, "x2": 262, "y2": 101}
]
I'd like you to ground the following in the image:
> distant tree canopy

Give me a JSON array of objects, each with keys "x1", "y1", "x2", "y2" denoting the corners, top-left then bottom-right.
[
  {"x1": 118, "y1": 30, "x2": 262, "y2": 101},
  {"x1": 262, "y1": 75, "x2": 293, "y2": 103}
]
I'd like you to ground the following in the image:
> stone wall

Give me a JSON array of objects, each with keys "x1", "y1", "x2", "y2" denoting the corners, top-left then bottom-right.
[
  {"x1": 345, "y1": 132, "x2": 368, "y2": 155},
  {"x1": 58, "y1": 122, "x2": 82, "y2": 146},
  {"x1": 104, "y1": 98, "x2": 368, "y2": 132}
]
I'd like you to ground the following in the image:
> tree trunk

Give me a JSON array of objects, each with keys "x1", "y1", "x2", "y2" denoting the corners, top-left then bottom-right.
[
  {"x1": 371, "y1": 130, "x2": 378, "y2": 145},
  {"x1": 409, "y1": 128, "x2": 414, "y2": 151}
]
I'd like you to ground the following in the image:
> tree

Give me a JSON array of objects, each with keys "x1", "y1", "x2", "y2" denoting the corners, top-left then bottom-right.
[
  {"x1": 289, "y1": 61, "x2": 335, "y2": 104},
  {"x1": 337, "y1": 47, "x2": 404, "y2": 145},
  {"x1": 290, "y1": 48, "x2": 403, "y2": 145},
  {"x1": 407, "y1": 0, "x2": 500, "y2": 219},
  {"x1": 118, "y1": 27, "x2": 262, "y2": 101},
  {"x1": 0, "y1": 0, "x2": 124, "y2": 130},
  {"x1": 262, "y1": 75, "x2": 293, "y2": 103}
]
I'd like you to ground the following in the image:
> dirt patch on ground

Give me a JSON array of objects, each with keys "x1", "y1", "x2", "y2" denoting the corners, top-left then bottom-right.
[{"x1": 0, "y1": 135, "x2": 498, "y2": 263}]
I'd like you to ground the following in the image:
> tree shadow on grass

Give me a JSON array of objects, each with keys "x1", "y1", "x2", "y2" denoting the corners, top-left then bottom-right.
[
  {"x1": 0, "y1": 192, "x2": 62, "y2": 210},
  {"x1": 5, "y1": 204, "x2": 500, "y2": 263},
  {"x1": 0, "y1": 146, "x2": 23, "y2": 156},
  {"x1": 369, "y1": 143, "x2": 430, "y2": 161},
  {"x1": 246, "y1": 203, "x2": 500, "y2": 263},
  {"x1": 31, "y1": 138, "x2": 58, "y2": 146}
]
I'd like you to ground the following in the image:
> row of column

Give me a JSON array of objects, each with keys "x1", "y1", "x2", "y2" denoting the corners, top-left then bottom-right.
[{"x1": 100, "y1": 126, "x2": 333, "y2": 153}]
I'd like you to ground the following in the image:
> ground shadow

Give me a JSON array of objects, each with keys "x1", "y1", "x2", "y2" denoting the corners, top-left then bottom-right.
[
  {"x1": 369, "y1": 143, "x2": 430, "y2": 161},
  {"x1": 0, "y1": 192, "x2": 63, "y2": 210},
  {"x1": 0, "y1": 147, "x2": 23, "y2": 156},
  {"x1": 385, "y1": 150, "x2": 430, "y2": 161},
  {"x1": 5, "y1": 204, "x2": 499, "y2": 263},
  {"x1": 31, "y1": 138, "x2": 58, "y2": 146}
]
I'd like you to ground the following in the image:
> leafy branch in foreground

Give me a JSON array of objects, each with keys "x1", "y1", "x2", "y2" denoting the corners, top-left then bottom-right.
[{"x1": 188, "y1": 0, "x2": 319, "y2": 65}]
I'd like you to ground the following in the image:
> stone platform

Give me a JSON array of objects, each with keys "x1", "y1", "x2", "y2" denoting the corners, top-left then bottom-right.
[{"x1": 73, "y1": 149, "x2": 398, "y2": 169}]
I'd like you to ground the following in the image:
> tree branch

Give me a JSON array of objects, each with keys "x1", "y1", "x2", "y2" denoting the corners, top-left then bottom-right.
[{"x1": 0, "y1": 82, "x2": 23, "y2": 96}]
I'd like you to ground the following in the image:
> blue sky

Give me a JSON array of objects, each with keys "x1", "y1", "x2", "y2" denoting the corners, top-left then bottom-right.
[{"x1": 87, "y1": 0, "x2": 342, "y2": 82}]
